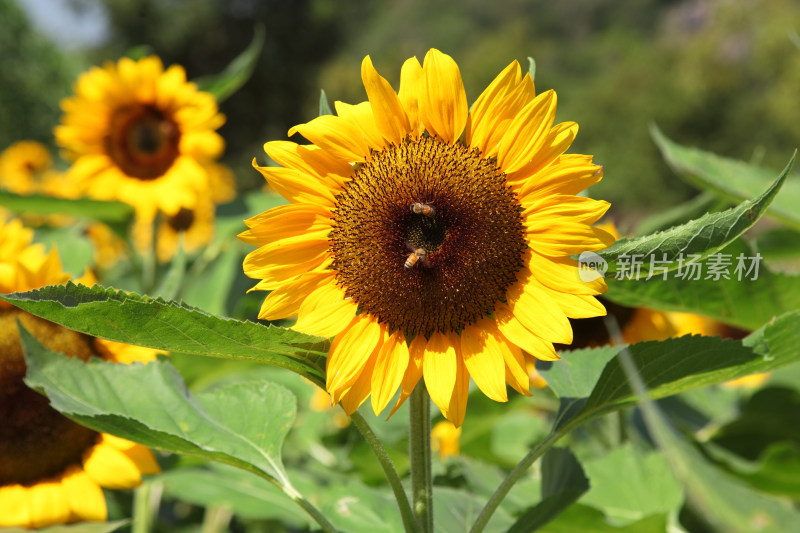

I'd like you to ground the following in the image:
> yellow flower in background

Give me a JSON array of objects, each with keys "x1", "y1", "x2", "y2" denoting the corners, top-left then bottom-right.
[
  {"x1": 431, "y1": 421, "x2": 461, "y2": 460},
  {"x1": 0, "y1": 216, "x2": 159, "y2": 528},
  {"x1": 155, "y1": 162, "x2": 235, "y2": 262},
  {"x1": 241, "y1": 49, "x2": 613, "y2": 426},
  {"x1": 54, "y1": 55, "x2": 230, "y2": 237},
  {"x1": 0, "y1": 141, "x2": 53, "y2": 195}
]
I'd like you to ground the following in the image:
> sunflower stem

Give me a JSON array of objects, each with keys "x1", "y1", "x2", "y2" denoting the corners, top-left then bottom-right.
[
  {"x1": 132, "y1": 479, "x2": 163, "y2": 533},
  {"x1": 469, "y1": 431, "x2": 561, "y2": 533},
  {"x1": 200, "y1": 505, "x2": 233, "y2": 533},
  {"x1": 351, "y1": 411, "x2": 422, "y2": 533},
  {"x1": 409, "y1": 382, "x2": 433, "y2": 533}
]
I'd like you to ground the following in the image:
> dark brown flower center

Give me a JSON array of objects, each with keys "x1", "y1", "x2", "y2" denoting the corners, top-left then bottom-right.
[
  {"x1": 104, "y1": 104, "x2": 180, "y2": 180},
  {"x1": 0, "y1": 309, "x2": 100, "y2": 485},
  {"x1": 167, "y1": 207, "x2": 195, "y2": 232},
  {"x1": 329, "y1": 136, "x2": 526, "y2": 339}
]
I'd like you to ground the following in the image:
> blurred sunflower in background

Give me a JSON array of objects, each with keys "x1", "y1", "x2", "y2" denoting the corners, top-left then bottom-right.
[
  {"x1": 0, "y1": 216, "x2": 160, "y2": 528},
  {"x1": 0, "y1": 140, "x2": 57, "y2": 196},
  {"x1": 54, "y1": 56, "x2": 233, "y2": 256},
  {"x1": 241, "y1": 49, "x2": 613, "y2": 426}
]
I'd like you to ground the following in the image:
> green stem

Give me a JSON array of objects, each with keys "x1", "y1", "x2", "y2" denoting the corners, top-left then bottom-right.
[
  {"x1": 469, "y1": 431, "x2": 562, "y2": 533},
  {"x1": 285, "y1": 487, "x2": 338, "y2": 533},
  {"x1": 351, "y1": 411, "x2": 421, "y2": 533},
  {"x1": 201, "y1": 505, "x2": 233, "y2": 533},
  {"x1": 132, "y1": 480, "x2": 162, "y2": 533},
  {"x1": 409, "y1": 383, "x2": 433, "y2": 533}
]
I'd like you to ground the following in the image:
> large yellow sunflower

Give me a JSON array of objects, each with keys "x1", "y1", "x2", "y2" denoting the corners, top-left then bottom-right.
[
  {"x1": 0, "y1": 216, "x2": 160, "y2": 528},
  {"x1": 54, "y1": 56, "x2": 228, "y2": 226},
  {"x1": 240, "y1": 49, "x2": 613, "y2": 426}
]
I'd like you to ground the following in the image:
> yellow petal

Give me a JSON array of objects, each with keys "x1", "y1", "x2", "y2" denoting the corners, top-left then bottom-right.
[
  {"x1": 529, "y1": 250, "x2": 607, "y2": 296},
  {"x1": 362, "y1": 55, "x2": 410, "y2": 145},
  {"x1": 294, "y1": 282, "x2": 359, "y2": 337},
  {"x1": 339, "y1": 344, "x2": 380, "y2": 415},
  {"x1": 28, "y1": 480, "x2": 71, "y2": 528},
  {"x1": 420, "y1": 49, "x2": 468, "y2": 143},
  {"x1": 327, "y1": 315, "x2": 384, "y2": 398},
  {"x1": 549, "y1": 290, "x2": 607, "y2": 319},
  {"x1": 504, "y1": 274, "x2": 573, "y2": 344},
  {"x1": 288, "y1": 113, "x2": 370, "y2": 163},
  {"x1": 497, "y1": 90, "x2": 557, "y2": 173},
  {"x1": 522, "y1": 195, "x2": 610, "y2": 225},
  {"x1": 334, "y1": 101, "x2": 385, "y2": 151},
  {"x1": 422, "y1": 331, "x2": 458, "y2": 414},
  {"x1": 495, "y1": 302, "x2": 561, "y2": 361},
  {"x1": 466, "y1": 60, "x2": 522, "y2": 153},
  {"x1": 398, "y1": 56, "x2": 424, "y2": 137},
  {"x1": 252, "y1": 163, "x2": 336, "y2": 207},
  {"x1": 388, "y1": 334, "x2": 426, "y2": 417},
  {"x1": 511, "y1": 154, "x2": 601, "y2": 198},
  {"x1": 243, "y1": 236, "x2": 330, "y2": 282},
  {"x1": 501, "y1": 337, "x2": 531, "y2": 396},
  {"x1": 506, "y1": 121, "x2": 579, "y2": 182},
  {"x1": 0, "y1": 484, "x2": 31, "y2": 528},
  {"x1": 82, "y1": 439, "x2": 143, "y2": 489},
  {"x1": 371, "y1": 330, "x2": 410, "y2": 414},
  {"x1": 62, "y1": 465, "x2": 107, "y2": 522},
  {"x1": 240, "y1": 203, "x2": 331, "y2": 243},
  {"x1": 264, "y1": 140, "x2": 352, "y2": 186},
  {"x1": 527, "y1": 223, "x2": 616, "y2": 257},
  {"x1": 443, "y1": 349, "x2": 469, "y2": 428},
  {"x1": 461, "y1": 319, "x2": 508, "y2": 402},
  {"x1": 256, "y1": 271, "x2": 333, "y2": 320}
]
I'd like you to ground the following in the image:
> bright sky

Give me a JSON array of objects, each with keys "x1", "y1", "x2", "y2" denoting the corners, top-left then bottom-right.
[{"x1": 16, "y1": 0, "x2": 109, "y2": 49}]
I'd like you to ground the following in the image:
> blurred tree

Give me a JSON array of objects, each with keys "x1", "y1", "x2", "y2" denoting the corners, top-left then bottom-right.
[{"x1": 0, "y1": 0, "x2": 79, "y2": 153}]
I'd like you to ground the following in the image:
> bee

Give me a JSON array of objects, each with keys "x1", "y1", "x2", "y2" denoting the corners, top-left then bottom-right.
[
  {"x1": 404, "y1": 247, "x2": 428, "y2": 269},
  {"x1": 410, "y1": 202, "x2": 435, "y2": 217}
]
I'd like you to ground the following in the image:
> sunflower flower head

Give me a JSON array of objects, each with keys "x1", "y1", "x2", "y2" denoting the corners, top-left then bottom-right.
[
  {"x1": 240, "y1": 49, "x2": 613, "y2": 426},
  {"x1": 54, "y1": 55, "x2": 230, "y2": 250},
  {"x1": 0, "y1": 215, "x2": 160, "y2": 528}
]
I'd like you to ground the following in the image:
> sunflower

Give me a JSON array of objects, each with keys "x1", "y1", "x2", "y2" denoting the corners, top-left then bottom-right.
[
  {"x1": 0, "y1": 141, "x2": 53, "y2": 195},
  {"x1": 0, "y1": 216, "x2": 159, "y2": 528},
  {"x1": 54, "y1": 55, "x2": 229, "y2": 242},
  {"x1": 240, "y1": 50, "x2": 613, "y2": 426}
]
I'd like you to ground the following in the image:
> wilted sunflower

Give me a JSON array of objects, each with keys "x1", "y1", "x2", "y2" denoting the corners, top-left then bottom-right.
[
  {"x1": 240, "y1": 49, "x2": 613, "y2": 426},
  {"x1": 54, "y1": 55, "x2": 228, "y2": 232},
  {"x1": 0, "y1": 216, "x2": 159, "y2": 528}
]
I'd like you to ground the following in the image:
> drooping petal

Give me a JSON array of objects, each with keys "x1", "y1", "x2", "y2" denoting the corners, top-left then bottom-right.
[
  {"x1": 371, "y1": 330, "x2": 410, "y2": 414},
  {"x1": 339, "y1": 337, "x2": 382, "y2": 414},
  {"x1": 422, "y1": 331, "x2": 458, "y2": 415},
  {"x1": 326, "y1": 315, "x2": 384, "y2": 399},
  {"x1": 461, "y1": 318, "x2": 508, "y2": 402},
  {"x1": 443, "y1": 347, "x2": 469, "y2": 427},
  {"x1": 82, "y1": 440, "x2": 144, "y2": 489},
  {"x1": 389, "y1": 334, "x2": 426, "y2": 417},
  {"x1": 420, "y1": 49, "x2": 468, "y2": 143},
  {"x1": 362, "y1": 55, "x2": 411, "y2": 145}
]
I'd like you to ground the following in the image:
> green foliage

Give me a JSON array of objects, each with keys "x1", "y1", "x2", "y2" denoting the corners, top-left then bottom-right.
[
  {"x1": 598, "y1": 153, "x2": 793, "y2": 276},
  {"x1": 194, "y1": 25, "x2": 265, "y2": 103},
  {"x1": 2, "y1": 282, "x2": 327, "y2": 385}
]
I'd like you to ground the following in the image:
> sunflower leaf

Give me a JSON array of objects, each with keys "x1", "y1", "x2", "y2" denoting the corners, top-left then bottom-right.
[
  {"x1": 0, "y1": 191, "x2": 134, "y2": 234},
  {"x1": 651, "y1": 124, "x2": 800, "y2": 231},
  {"x1": 1, "y1": 282, "x2": 327, "y2": 386},
  {"x1": 604, "y1": 238, "x2": 800, "y2": 331},
  {"x1": 319, "y1": 88, "x2": 333, "y2": 116},
  {"x1": 541, "y1": 310, "x2": 800, "y2": 431},
  {"x1": 19, "y1": 325, "x2": 296, "y2": 486},
  {"x1": 194, "y1": 25, "x2": 264, "y2": 103},
  {"x1": 596, "y1": 152, "x2": 794, "y2": 277}
]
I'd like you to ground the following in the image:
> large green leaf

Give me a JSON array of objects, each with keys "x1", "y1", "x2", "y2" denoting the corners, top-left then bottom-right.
[
  {"x1": 540, "y1": 310, "x2": 800, "y2": 431},
  {"x1": 596, "y1": 153, "x2": 793, "y2": 277},
  {"x1": 651, "y1": 124, "x2": 800, "y2": 231},
  {"x1": 1, "y1": 282, "x2": 326, "y2": 385},
  {"x1": 194, "y1": 25, "x2": 264, "y2": 103},
  {"x1": 20, "y1": 327, "x2": 296, "y2": 485},
  {"x1": 538, "y1": 504, "x2": 668, "y2": 533},
  {"x1": 579, "y1": 444, "x2": 682, "y2": 523},
  {"x1": 0, "y1": 192, "x2": 134, "y2": 234},
  {"x1": 604, "y1": 238, "x2": 800, "y2": 331}
]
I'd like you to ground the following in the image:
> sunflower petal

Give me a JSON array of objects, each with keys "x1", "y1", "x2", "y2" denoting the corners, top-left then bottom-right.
[
  {"x1": 504, "y1": 274, "x2": 574, "y2": 344},
  {"x1": 443, "y1": 348, "x2": 469, "y2": 427},
  {"x1": 62, "y1": 466, "x2": 107, "y2": 522},
  {"x1": 388, "y1": 334, "x2": 426, "y2": 417},
  {"x1": 527, "y1": 223, "x2": 616, "y2": 257},
  {"x1": 362, "y1": 55, "x2": 410, "y2": 145},
  {"x1": 422, "y1": 331, "x2": 458, "y2": 415},
  {"x1": 371, "y1": 331, "x2": 410, "y2": 414},
  {"x1": 461, "y1": 319, "x2": 508, "y2": 402},
  {"x1": 495, "y1": 302, "x2": 561, "y2": 360},
  {"x1": 529, "y1": 250, "x2": 607, "y2": 296},
  {"x1": 294, "y1": 282, "x2": 359, "y2": 337},
  {"x1": 421, "y1": 49, "x2": 468, "y2": 143},
  {"x1": 466, "y1": 60, "x2": 521, "y2": 152},
  {"x1": 339, "y1": 342, "x2": 381, "y2": 414},
  {"x1": 82, "y1": 439, "x2": 144, "y2": 489},
  {"x1": 398, "y1": 56, "x2": 424, "y2": 137},
  {"x1": 0, "y1": 485, "x2": 31, "y2": 528},
  {"x1": 252, "y1": 163, "x2": 336, "y2": 207},
  {"x1": 28, "y1": 480, "x2": 71, "y2": 528},
  {"x1": 256, "y1": 271, "x2": 333, "y2": 320},
  {"x1": 265, "y1": 140, "x2": 353, "y2": 186},
  {"x1": 327, "y1": 315, "x2": 384, "y2": 399},
  {"x1": 497, "y1": 90, "x2": 557, "y2": 173},
  {"x1": 288, "y1": 113, "x2": 370, "y2": 163}
]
